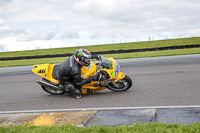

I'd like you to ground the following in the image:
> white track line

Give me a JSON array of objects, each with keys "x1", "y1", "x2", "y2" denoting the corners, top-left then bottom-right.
[{"x1": 1, "y1": 105, "x2": 200, "y2": 114}]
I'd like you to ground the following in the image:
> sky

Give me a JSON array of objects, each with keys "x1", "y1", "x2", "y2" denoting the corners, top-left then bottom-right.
[{"x1": 0, "y1": 0, "x2": 200, "y2": 52}]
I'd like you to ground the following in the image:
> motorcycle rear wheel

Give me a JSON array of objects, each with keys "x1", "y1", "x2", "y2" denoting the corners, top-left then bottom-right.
[
  {"x1": 107, "y1": 75, "x2": 132, "y2": 92},
  {"x1": 41, "y1": 78, "x2": 65, "y2": 95}
]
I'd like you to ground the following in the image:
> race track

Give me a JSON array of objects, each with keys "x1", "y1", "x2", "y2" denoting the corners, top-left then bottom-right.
[{"x1": 0, "y1": 55, "x2": 200, "y2": 112}]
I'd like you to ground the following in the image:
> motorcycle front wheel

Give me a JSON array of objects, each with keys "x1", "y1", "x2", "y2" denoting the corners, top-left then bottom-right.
[
  {"x1": 41, "y1": 78, "x2": 65, "y2": 95},
  {"x1": 107, "y1": 75, "x2": 132, "y2": 92}
]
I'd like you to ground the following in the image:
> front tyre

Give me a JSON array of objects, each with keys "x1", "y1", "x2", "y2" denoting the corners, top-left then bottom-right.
[{"x1": 107, "y1": 75, "x2": 132, "y2": 92}]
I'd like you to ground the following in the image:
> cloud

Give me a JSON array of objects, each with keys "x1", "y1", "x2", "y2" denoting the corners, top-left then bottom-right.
[
  {"x1": 0, "y1": 18, "x2": 4, "y2": 25},
  {"x1": 0, "y1": 25, "x2": 14, "y2": 38},
  {"x1": 15, "y1": 29, "x2": 55, "y2": 41},
  {"x1": 0, "y1": 0, "x2": 200, "y2": 52},
  {"x1": 0, "y1": 0, "x2": 13, "y2": 7},
  {"x1": 61, "y1": 29, "x2": 80, "y2": 39},
  {"x1": 0, "y1": 43, "x2": 5, "y2": 51}
]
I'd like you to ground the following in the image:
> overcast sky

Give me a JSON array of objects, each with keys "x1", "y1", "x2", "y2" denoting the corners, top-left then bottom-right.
[{"x1": 0, "y1": 0, "x2": 200, "y2": 52}]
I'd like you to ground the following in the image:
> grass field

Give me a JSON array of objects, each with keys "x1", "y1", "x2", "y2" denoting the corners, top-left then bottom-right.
[
  {"x1": 0, "y1": 47, "x2": 200, "y2": 67},
  {"x1": 0, "y1": 37, "x2": 200, "y2": 58},
  {"x1": 0, "y1": 122, "x2": 200, "y2": 133},
  {"x1": 0, "y1": 37, "x2": 200, "y2": 67}
]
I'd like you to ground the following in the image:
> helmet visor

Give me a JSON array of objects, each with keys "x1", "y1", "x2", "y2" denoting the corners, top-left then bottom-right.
[{"x1": 84, "y1": 57, "x2": 90, "y2": 62}]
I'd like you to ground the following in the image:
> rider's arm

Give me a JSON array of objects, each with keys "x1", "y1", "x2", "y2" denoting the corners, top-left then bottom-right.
[
  {"x1": 72, "y1": 55, "x2": 100, "y2": 86},
  {"x1": 73, "y1": 70, "x2": 99, "y2": 86},
  {"x1": 73, "y1": 73, "x2": 93, "y2": 86},
  {"x1": 91, "y1": 54, "x2": 101, "y2": 60}
]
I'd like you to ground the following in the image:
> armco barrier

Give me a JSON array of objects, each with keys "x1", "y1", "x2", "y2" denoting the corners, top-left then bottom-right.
[{"x1": 0, "y1": 44, "x2": 200, "y2": 61}]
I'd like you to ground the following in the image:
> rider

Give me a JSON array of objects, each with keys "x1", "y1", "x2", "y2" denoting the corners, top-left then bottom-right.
[{"x1": 57, "y1": 49, "x2": 101, "y2": 98}]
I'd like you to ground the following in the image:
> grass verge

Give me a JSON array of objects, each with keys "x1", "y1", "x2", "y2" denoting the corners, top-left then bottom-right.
[
  {"x1": 0, "y1": 122, "x2": 200, "y2": 133},
  {"x1": 0, "y1": 48, "x2": 200, "y2": 67},
  {"x1": 0, "y1": 37, "x2": 200, "y2": 58}
]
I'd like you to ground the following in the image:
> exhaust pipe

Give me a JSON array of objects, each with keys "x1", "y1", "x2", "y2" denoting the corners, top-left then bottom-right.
[{"x1": 36, "y1": 79, "x2": 61, "y2": 90}]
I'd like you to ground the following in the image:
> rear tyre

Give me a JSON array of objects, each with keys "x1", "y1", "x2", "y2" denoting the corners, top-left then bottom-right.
[
  {"x1": 41, "y1": 78, "x2": 65, "y2": 95},
  {"x1": 107, "y1": 75, "x2": 132, "y2": 92}
]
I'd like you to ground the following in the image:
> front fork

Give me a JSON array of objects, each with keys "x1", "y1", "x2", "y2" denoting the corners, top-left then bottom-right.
[{"x1": 111, "y1": 72, "x2": 126, "y2": 88}]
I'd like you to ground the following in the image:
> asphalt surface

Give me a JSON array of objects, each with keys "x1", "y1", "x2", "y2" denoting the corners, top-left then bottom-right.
[
  {"x1": 85, "y1": 108, "x2": 200, "y2": 126},
  {"x1": 0, "y1": 54, "x2": 200, "y2": 112}
]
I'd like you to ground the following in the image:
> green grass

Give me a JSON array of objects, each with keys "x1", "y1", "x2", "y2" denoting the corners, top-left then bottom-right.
[
  {"x1": 0, "y1": 37, "x2": 200, "y2": 58},
  {"x1": 0, "y1": 47, "x2": 200, "y2": 67},
  {"x1": 0, "y1": 37, "x2": 200, "y2": 67},
  {"x1": 0, "y1": 122, "x2": 200, "y2": 133}
]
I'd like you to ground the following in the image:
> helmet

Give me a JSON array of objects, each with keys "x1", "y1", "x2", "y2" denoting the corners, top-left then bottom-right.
[{"x1": 74, "y1": 49, "x2": 91, "y2": 66}]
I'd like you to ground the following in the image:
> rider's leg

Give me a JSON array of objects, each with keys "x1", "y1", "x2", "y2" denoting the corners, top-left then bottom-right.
[{"x1": 64, "y1": 81, "x2": 82, "y2": 98}]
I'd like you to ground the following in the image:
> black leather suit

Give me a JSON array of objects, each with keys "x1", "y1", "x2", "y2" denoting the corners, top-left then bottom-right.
[{"x1": 57, "y1": 54, "x2": 99, "y2": 97}]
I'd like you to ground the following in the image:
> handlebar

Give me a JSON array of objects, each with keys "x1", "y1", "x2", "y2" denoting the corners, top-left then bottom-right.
[
  {"x1": 96, "y1": 59, "x2": 102, "y2": 72},
  {"x1": 92, "y1": 59, "x2": 102, "y2": 81}
]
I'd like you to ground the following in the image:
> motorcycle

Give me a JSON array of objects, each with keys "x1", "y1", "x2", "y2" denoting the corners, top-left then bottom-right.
[{"x1": 32, "y1": 56, "x2": 132, "y2": 96}]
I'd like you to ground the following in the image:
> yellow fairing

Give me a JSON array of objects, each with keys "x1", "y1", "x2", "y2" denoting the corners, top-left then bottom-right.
[
  {"x1": 32, "y1": 64, "x2": 59, "y2": 84},
  {"x1": 81, "y1": 58, "x2": 125, "y2": 94},
  {"x1": 81, "y1": 62, "x2": 96, "y2": 79}
]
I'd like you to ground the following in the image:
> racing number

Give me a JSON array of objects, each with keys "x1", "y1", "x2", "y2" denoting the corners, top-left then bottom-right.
[
  {"x1": 108, "y1": 60, "x2": 113, "y2": 69},
  {"x1": 37, "y1": 69, "x2": 46, "y2": 73}
]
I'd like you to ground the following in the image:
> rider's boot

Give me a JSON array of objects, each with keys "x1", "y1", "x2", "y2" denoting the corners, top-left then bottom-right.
[{"x1": 64, "y1": 82, "x2": 82, "y2": 99}]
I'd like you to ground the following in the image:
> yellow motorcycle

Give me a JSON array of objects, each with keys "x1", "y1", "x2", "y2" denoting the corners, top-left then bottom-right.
[{"x1": 32, "y1": 56, "x2": 132, "y2": 96}]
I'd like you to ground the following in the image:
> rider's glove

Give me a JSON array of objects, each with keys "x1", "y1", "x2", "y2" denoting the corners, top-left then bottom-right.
[
  {"x1": 95, "y1": 54, "x2": 101, "y2": 60},
  {"x1": 92, "y1": 54, "x2": 101, "y2": 60}
]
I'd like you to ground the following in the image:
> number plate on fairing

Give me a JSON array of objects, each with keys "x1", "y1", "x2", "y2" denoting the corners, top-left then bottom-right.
[
  {"x1": 98, "y1": 80, "x2": 113, "y2": 86},
  {"x1": 115, "y1": 62, "x2": 119, "y2": 76}
]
